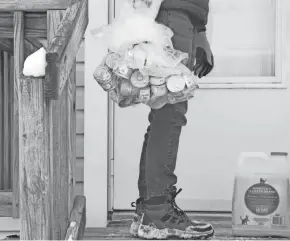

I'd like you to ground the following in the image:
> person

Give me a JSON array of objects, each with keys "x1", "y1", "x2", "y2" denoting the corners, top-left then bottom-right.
[{"x1": 130, "y1": 0, "x2": 214, "y2": 239}]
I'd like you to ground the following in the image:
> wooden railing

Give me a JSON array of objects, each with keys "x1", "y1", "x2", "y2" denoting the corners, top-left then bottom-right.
[{"x1": 0, "y1": 0, "x2": 88, "y2": 239}]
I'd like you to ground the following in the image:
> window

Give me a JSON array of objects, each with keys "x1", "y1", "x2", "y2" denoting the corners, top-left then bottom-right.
[{"x1": 200, "y1": 0, "x2": 286, "y2": 88}]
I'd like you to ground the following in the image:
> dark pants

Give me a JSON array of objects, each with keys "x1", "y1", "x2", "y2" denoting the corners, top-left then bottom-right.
[{"x1": 138, "y1": 9, "x2": 196, "y2": 198}]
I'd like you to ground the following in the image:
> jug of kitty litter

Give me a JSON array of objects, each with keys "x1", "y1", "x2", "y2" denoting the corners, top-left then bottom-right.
[{"x1": 232, "y1": 152, "x2": 290, "y2": 238}]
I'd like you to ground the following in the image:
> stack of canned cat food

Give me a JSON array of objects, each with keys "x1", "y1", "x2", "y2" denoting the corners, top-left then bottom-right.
[{"x1": 93, "y1": 44, "x2": 199, "y2": 109}]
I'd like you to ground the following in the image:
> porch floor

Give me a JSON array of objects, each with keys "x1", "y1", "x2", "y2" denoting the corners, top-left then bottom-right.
[
  {"x1": 83, "y1": 212, "x2": 288, "y2": 240},
  {"x1": 1, "y1": 212, "x2": 288, "y2": 240}
]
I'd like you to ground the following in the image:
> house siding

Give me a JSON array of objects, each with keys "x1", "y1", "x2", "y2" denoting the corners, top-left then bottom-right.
[{"x1": 76, "y1": 40, "x2": 85, "y2": 196}]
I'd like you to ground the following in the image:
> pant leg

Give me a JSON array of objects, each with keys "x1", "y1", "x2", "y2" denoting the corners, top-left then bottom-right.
[
  {"x1": 138, "y1": 9, "x2": 195, "y2": 198},
  {"x1": 138, "y1": 101, "x2": 188, "y2": 197}
]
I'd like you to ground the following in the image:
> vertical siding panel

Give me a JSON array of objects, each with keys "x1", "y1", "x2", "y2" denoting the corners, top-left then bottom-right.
[{"x1": 75, "y1": 40, "x2": 84, "y2": 192}]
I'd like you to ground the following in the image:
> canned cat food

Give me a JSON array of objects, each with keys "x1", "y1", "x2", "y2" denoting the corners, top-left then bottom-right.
[
  {"x1": 93, "y1": 65, "x2": 112, "y2": 84},
  {"x1": 166, "y1": 75, "x2": 186, "y2": 93},
  {"x1": 167, "y1": 91, "x2": 187, "y2": 104},
  {"x1": 149, "y1": 76, "x2": 167, "y2": 86},
  {"x1": 147, "y1": 95, "x2": 168, "y2": 109},
  {"x1": 93, "y1": 65, "x2": 117, "y2": 91},
  {"x1": 138, "y1": 87, "x2": 151, "y2": 103},
  {"x1": 119, "y1": 78, "x2": 140, "y2": 99},
  {"x1": 183, "y1": 73, "x2": 198, "y2": 90},
  {"x1": 168, "y1": 88, "x2": 195, "y2": 104},
  {"x1": 101, "y1": 76, "x2": 118, "y2": 91},
  {"x1": 130, "y1": 70, "x2": 149, "y2": 88},
  {"x1": 113, "y1": 62, "x2": 133, "y2": 79},
  {"x1": 105, "y1": 52, "x2": 120, "y2": 69},
  {"x1": 151, "y1": 84, "x2": 168, "y2": 97},
  {"x1": 118, "y1": 97, "x2": 135, "y2": 108},
  {"x1": 119, "y1": 78, "x2": 133, "y2": 97}
]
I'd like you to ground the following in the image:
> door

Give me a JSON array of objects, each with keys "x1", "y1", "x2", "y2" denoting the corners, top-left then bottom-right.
[{"x1": 112, "y1": 0, "x2": 290, "y2": 211}]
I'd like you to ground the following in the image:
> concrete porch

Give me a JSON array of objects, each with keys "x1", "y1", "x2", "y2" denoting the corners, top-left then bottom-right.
[
  {"x1": 83, "y1": 212, "x2": 288, "y2": 240},
  {"x1": 1, "y1": 212, "x2": 288, "y2": 240}
]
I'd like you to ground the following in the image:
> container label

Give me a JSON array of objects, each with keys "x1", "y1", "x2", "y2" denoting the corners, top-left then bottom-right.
[{"x1": 244, "y1": 179, "x2": 280, "y2": 216}]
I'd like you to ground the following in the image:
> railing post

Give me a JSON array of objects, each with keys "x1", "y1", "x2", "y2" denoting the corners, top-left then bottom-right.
[
  {"x1": 19, "y1": 75, "x2": 50, "y2": 240},
  {"x1": 19, "y1": 72, "x2": 76, "y2": 240}
]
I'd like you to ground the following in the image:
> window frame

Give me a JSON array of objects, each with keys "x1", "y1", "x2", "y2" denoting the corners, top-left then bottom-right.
[{"x1": 198, "y1": 0, "x2": 287, "y2": 89}]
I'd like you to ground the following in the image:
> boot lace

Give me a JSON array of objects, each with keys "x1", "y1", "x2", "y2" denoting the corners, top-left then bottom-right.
[
  {"x1": 170, "y1": 188, "x2": 192, "y2": 223},
  {"x1": 131, "y1": 202, "x2": 136, "y2": 208}
]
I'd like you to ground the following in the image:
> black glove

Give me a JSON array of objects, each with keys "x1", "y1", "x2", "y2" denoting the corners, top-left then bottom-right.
[{"x1": 193, "y1": 32, "x2": 214, "y2": 78}]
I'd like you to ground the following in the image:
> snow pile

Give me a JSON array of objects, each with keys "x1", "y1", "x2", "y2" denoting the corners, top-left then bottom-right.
[{"x1": 23, "y1": 47, "x2": 47, "y2": 77}]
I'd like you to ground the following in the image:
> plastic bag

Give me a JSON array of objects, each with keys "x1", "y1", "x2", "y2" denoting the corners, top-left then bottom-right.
[
  {"x1": 137, "y1": 43, "x2": 188, "y2": 68},
  {"x1": 123, "y1": 43, "x2": 189, "y2": 77},
  {"x1": 92, "y1": 0, "x2": 200, "y2": 110},
  {"x1": 94, "y1": 51, "x2": 199, "y2": 109},
  {"x1": 91, "y1": 0, "x2": 173, "y2": 53},
  {"x1": 139, "y1": 62, "x2": 192, "y2": 78},
  {"x1": 131, "y1": 0, "x2": 164, "y2": 19}
]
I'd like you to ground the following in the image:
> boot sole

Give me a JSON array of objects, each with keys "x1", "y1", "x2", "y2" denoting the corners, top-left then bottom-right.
[
  {"x1": 137, "y1": 223, "x2": 214, "y2": 240},
  {"x1": 129, "y1": 219, "x2": 140, "y2": 237},
  {"x1": 130, "y1": 215, "x2": 213, "y2": 238}
]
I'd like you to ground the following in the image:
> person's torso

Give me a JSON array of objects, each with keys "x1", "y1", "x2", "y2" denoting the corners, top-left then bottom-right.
[{"x1": 160, "y1": 0, "x2": 209, "y2": 27}]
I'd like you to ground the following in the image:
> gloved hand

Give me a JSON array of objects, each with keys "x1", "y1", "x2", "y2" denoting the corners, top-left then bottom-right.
[{"x1": 193, "y1": 31, "x2": 214, "y2": 78}]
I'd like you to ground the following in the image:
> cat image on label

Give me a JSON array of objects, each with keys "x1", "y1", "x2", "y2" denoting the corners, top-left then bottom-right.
[
  {"x1": 240, "y1": 215, "x2": 250, "y2": 225},
  {"x1": 260, "y1": 178, "x2": 267, "y2": 184}
]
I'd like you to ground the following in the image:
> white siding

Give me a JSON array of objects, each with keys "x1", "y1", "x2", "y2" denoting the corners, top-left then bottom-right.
[{"x1": 75, "y1": 40, "x2": 85, "y2": 196}]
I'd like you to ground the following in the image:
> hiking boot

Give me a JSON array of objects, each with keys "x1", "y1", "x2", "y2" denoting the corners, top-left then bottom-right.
[
  {"x1": 170, "y1": 189, "x2": 210, "y2": 228},
  {"x1": 137, "y1": 195, "x2": 214, "y2": 240},
  {"x1": 130, "y1": 189, "x2": 211, "y2": 237},
  {"x1": 129, "y1": 197, "x2": 145, "y2": 237}
]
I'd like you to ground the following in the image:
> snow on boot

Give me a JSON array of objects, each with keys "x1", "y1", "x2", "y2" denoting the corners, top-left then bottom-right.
[
  {"x1": 129, "y1": 197, "x2": 145, "y2": 236},
  {"x1": 137, "y1": 195, "x2": 214, "y2": 240}
]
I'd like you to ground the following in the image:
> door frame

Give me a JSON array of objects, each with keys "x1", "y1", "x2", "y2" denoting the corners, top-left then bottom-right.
[{"x1": 84, "y1": 0, "x2": 110, "y2": 228}]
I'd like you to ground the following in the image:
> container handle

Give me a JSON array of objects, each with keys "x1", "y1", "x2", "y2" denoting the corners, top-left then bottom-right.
[{"x1": 237, "y1": 152, "x2": 268, "y2": 166}]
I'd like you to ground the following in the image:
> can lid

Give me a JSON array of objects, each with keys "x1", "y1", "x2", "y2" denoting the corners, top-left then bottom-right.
[
  {"x1": 270, "y1": 152, "x2": 288, "y2": 156},
  {"x1": 166, "y1": 76, "x2": 186, "y2": 93}
]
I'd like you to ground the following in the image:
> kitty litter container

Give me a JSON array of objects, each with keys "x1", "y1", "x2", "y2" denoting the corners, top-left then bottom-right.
[{"x1": 232, "y1": 152, "x2": 290, "y2": 238}]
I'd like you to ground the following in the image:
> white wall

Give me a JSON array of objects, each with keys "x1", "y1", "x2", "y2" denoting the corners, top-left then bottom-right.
[
  {"x1": 113, "y1": 0, "x2": 290, "y2": 211},
  {"x1": 84, "y1": 0, "x2": 109, "y2": 228}
]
